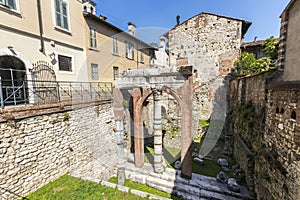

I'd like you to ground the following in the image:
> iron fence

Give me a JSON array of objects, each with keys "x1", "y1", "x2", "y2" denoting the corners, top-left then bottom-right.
[{"x1": 0, "y1": 77, "x2": 113, "y2": 108}]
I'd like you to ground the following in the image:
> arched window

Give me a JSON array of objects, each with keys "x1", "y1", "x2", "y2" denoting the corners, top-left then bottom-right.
[{"x1": 0, "y1": 55, "x2": 26, "y2": 106}]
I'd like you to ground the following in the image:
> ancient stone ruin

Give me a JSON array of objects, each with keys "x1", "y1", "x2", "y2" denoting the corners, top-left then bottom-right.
[{"x1": 113, "y1": 66, "x2": 194, "y2": 179}]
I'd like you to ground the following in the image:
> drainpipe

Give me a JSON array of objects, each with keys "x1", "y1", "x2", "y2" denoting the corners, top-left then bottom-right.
[{"x1": 37, "y1": 0, "x2": 44, "y2": 53}]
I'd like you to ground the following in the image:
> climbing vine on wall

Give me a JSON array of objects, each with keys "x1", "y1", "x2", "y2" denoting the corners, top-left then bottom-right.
[{"x1": 229, "y1": 101, "x2": 265, "y2": 149}]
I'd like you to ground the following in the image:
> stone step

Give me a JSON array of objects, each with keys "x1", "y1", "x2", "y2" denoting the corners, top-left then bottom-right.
[{"x1": 124, "y1": 162, "x2": 254, "y2": 200}]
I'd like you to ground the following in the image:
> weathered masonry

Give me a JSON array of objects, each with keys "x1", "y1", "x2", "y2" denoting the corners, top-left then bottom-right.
[
  {"x1": 229, "y1": 72, "x2": 300, "y2": 200},
  {"x1": 166, "y1": 12, "x2": 251, "y2": 120},
  {"x1": 113, "y1": 66, "x2": 194, "y2": 179},
  {"x1": 0, "y1": 100, "x2": 117, "y2": 199}
]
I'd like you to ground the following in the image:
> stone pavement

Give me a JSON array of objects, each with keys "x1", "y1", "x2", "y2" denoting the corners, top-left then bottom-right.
[{"x1": 124, "y1": 162, "x2": 254, "y2": 200}]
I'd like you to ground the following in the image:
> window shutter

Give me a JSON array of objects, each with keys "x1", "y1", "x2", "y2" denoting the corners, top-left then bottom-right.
[
  {"x1": 125, "y1": 43, "x2": 129, "y2": 58},
  {"x1": 55, "y1": 0, "x2": 62, "y2": 27},
  {"x1": 62, "y1": 2, "x2": 68, "y2": 29},
  {"x1": 7, "y1": 0, "x2": 16, "y2": 9},
  {"x1": 93, "y1": 30, "x2": 97, "y2": 47},
  {"x1": 115, "y1": 39, "x2": 118, "y2": 54},
  {"x1": 131, "y1": 45, "x2": 134, "y2": 60}
]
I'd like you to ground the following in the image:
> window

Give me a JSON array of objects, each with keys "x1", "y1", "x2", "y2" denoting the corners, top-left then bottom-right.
[
  {"x1": 140, "y1": 50, "x2": 144, "y2": 63},
  {"x1": 91, "y1": 64, "x2": 98, "y2": 80},
  {"x1": 113, "y1": 66, "x2": 119, "y2": 80},
  {"x1": 58, "y1": 55, "x2": 72, "y2": 72},
  {"x1": 89, "y1": 27, "x2": 97, "y2": 48},
  {"x1": 150, "y1": 52, "x2": 155, "y2": 65},
  {"x1": 112, "y1": 37, "x2": 118, "y2": 55},
  {"x1": 125, "y1": 42, "x2": 134, "y2": 60},
  {"x1": 0, "y1": 0, "x2": 18, "y2": 10},
  {"x1": 55, "y1": 0, "x2": 69, "y2": 30}
]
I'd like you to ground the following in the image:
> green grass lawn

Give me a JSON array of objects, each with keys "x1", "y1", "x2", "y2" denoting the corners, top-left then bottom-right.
[
  {"x1": 23, "y1": 174, "x2": 150, "y2": 200},
  {"x1": 108, "y1": 177, "x2": 181, "y2": 200}
]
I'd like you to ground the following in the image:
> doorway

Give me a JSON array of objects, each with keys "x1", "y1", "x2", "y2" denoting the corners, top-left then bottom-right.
[{"x1": 0, "y1": 55, "x2": 27, "y2": 106}]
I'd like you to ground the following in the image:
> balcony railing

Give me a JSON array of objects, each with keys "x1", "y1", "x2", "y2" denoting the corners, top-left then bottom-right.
[{"x1": 0, "y1": 77, "x2": 113, "y2": 109}]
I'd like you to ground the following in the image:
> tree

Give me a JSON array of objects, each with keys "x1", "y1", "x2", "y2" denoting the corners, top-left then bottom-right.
[
  {"x1": 233, "y1": 52, "x2": 257, "y2": 76},
  {"x1": 263, "y1": 36, "x2": 279, "y2": 60},
  {"x1": 233, "y1": 36, "x2": 278, "y2": 77},
  {"x1": 233, "y1": 52, "x2": 271, "y2": 77}
]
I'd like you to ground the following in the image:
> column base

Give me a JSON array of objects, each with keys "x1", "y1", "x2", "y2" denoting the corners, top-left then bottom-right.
[
  {"x1": 154, "y1": 164, "x2": 165, "y2": 174},
  {"x1": 117, "y1": 167, "x2": 126, "y2": 185},
  {"x1": 180, "y1": 172, "x2": 192, "y2": 180}
]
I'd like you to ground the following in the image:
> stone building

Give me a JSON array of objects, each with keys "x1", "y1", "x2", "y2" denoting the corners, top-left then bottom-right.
[
  {"x1": 166, "y1": 12, "x2": 251, "y2": 122},
  {"x1": 230, "y1": 0, "x2": 300, "y2": 199}
]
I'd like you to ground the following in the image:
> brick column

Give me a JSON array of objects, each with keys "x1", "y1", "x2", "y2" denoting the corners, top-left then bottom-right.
[
  {"x1": 132, "y1": 88, "x2": 144, "y2": 168},
  {"x1": 180, "y1": 76, "x2": 193, "y2": 179},
  {"x1": 153, "y1": 88, "x2": 164, "y2": 173}
]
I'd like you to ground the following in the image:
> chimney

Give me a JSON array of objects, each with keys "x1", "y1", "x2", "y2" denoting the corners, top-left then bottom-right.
[
  {"x1": 159, "y1": 36, "x2": 166, "y2": 50},
  {"x1": 82, "y1": 0, "x2": 96, "y2": 15},
  {"x1": 99, "y1": 15, "x2": 107, "y2": 21},
  {"x1": 128, "y1": 22, "x2": 136, "y2": 36}
]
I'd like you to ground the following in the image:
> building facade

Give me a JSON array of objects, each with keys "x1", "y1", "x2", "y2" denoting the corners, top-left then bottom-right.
[
  {"x1": 0, "y1": 0, "x2": 88, "y2": 83},
  {"x1": 83, "y1": 0, "x2": 156, "y2": 83},
  {"x1": 279, "y1": 0, "x2": 300, "y2": 81}
]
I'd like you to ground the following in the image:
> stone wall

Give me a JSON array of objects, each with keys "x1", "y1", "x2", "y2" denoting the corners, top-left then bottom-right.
[
  {"x1": 229, "y1": 72, "x2": 300, "y2": 200},
  {"x1": 262, "y1": 88, "x2": 300, "y2": 199},
  {"x1": 168, "y1": 12, "x2": 245, "y2": 125},
  {"x1": 0, "y1": 101, "x2": 117, "y2": 199}
]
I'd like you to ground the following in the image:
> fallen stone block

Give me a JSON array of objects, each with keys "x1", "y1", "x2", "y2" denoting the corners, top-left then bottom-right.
[
  {"x1": 227, "y1": 178, "x2": 240, "y2": 193},
  {"x1": 216, "y1": 171, "x2": 229, "y2": 184}
]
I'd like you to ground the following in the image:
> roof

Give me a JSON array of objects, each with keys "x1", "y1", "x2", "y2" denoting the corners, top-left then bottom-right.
[
  {"x1": 280, "y1": 0, "x2": 298, "y2": 17},
  {"x1": 241, "y1": 37, "x2": 279, "y2": 48},
  {"x1": 167, "y1": 12, "x2": 252, "y2": 38},
  {"x1": 83, "y1": 12, "x2": 156, "y2": 50},
  {"x1": 241, "y1": 40, "x2": 267, "y2": 48}
]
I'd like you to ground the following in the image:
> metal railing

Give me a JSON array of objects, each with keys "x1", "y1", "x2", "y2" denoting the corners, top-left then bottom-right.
[{"x1": 0, "y1": 77, "x2": 113, "y2": 108}]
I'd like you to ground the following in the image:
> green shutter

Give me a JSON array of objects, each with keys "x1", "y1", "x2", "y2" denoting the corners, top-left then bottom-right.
[
  {"x1": 55, "y1": 0, "x2": 62, "y2": 27},
  {"x1": 7, "y1": 0, "x2": 16, "y2": 9},
  {"x1": 62, "y1": 2, "x2": 68, "y2": 29}
]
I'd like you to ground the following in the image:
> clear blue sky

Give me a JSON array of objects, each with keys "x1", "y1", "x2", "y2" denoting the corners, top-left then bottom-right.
[{"x1": 94, "y1": 0, "x2": 290, "y2": 43}]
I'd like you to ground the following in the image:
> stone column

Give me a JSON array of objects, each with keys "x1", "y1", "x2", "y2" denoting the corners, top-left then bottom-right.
[
  {"x1": 153, "y1": 89, "x2": 164, "y2": 173},
  {"x1": 116, "y1": 120, "x2": 125, "y2": 185},
  {"x1": 113, "y1": 88, "x2": 125, "y2": 185}
]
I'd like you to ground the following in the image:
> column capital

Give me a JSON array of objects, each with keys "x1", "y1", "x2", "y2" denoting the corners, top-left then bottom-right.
[{"x1": 152, "y1": 88, "x2": 162, "y2": 101}]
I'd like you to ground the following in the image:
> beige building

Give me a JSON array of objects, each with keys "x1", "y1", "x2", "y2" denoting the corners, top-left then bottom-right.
[
  {"x1": 82, "y1": 0, "x2": 156, "y2": 83},
  {"x1": 279, "y1": 0, "x2": 300, "y2": 81},
  {"x1": 0, "y1": 0, "x2": 88, "y2": 83}
]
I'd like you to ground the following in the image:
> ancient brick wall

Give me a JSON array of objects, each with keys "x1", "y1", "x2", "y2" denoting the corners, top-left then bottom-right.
[
  {"x1": 168, "y1": 13, "x2": 243, "y2": 121},
  {"x1": 0, "y1": 102, "x2": 116, "y2": 199},
  {"x1": 229, "y1": 73, "x2": 300, "y2": 199}
]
